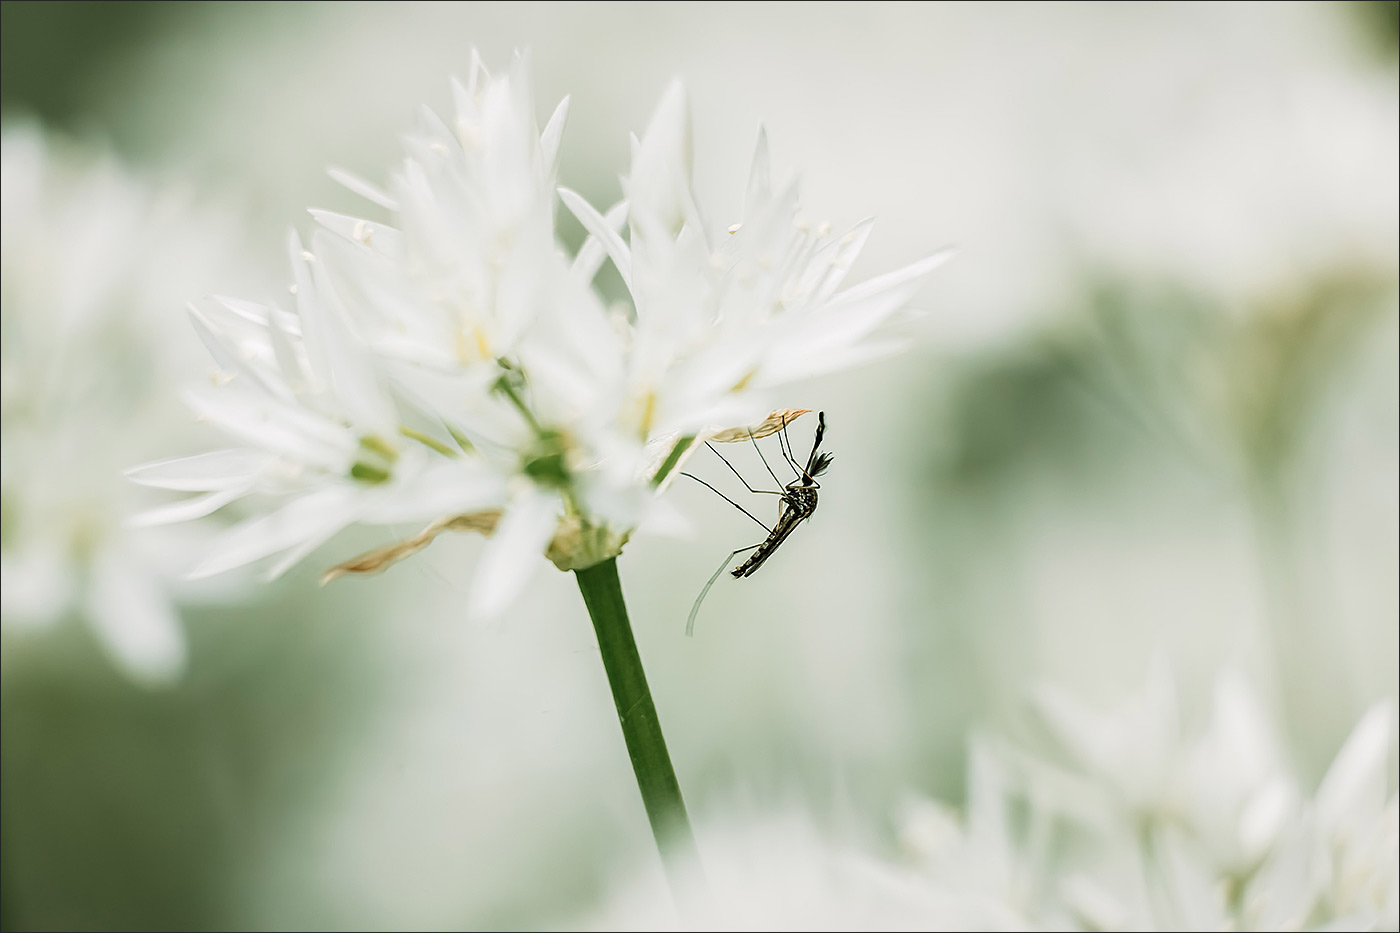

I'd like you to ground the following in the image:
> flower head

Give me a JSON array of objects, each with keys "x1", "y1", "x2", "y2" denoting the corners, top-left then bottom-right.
[
  {"x1": 134, "y1": 54, "x2": 950, "y2": 614},
  {"x1": 1, "y1": 128, "x2": 249, "y2": 684}
]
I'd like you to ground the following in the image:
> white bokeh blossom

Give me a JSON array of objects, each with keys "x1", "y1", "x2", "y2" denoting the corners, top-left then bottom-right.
[
  {"x1": 953, "y1": 667, "x2": 1400, "y2": 932},
  {"x1": 581, "y1": 807, "x2": 1023, "y2": 932},
  {"x1": 0, "y1": 128, "x2": 253, "y2": 684}
]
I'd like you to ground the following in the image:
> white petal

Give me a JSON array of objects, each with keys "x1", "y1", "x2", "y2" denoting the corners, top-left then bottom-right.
[
  {"x1": 1315, "y1": 702, "x2": 1395, "y2": 834},
  {"x1": 559, "y1": 187, "x2": 632, "y2": 289},
  {"x1": 811, "y1": 218, "x2": 875, "y2": 302},
  {"x1": 208, "y1": 295, "x2": 302, "y2": 337},
  {"x1": 126, "y1": 449, "x2": 271, "y2": 491},
  {"x1": 629, "y1": 80, "x2": 693, "y2": 226},
  {"x1": 540, "y1": 96, "x2": 570, "y2": 176},
  {"x1": 832, "y1": 246, "x2": 955, "y2": 306},
  {"x1": 742, "y1": 126, "x2": 771, "y2": 221},
  {"x1": 570, "y1": 198, "x2": 629, "y2": 286},
  {"x1": 307, "y1": 209, "x2": 403, "y2": 258},
  {"x1": 188, "y1": 304, "x2": 293, "y2": 401},
  {"x1": 187, "y1": 303, "x2": 242, "y2": 372},
  {"x1": 190, "y1": 486, "x2": 359, "y2": 579},
  {"x1": 181, "y1": 384, "x2": 351, "y2": 471},
  {"x1": 128, "y1": 486, "x2": 250, "y2": 528},
  {"x1": 307, "y1": 233, "x2": 399, "y2": 431},
  {"x1": 361, "y1": 459, "x2": 507, "y2": 525},
  {"x1": 327, "y1": 166, "x2": 400, "y2": 212},
  {"x1": 468, "y1": 490, "x2": 558, "y2": 620},
  {"x1": 85, "y1": 547, "x2": 187, "y2": 686},
  {"x1": 0, "y1": 549, "x2": 74, "y2": 630},
  {"x1": 636, "y1": 495, "x2": 695, "y2": 539}
]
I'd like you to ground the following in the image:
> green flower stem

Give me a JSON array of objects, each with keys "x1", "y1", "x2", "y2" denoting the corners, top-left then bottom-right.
[{"x1": 574, "y1": 557, "x2": 700, "y2": 894}]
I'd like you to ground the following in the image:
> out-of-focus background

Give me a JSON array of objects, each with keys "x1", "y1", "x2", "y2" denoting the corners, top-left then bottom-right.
[{"x1": 2, "y1": 2, "x2": 1396, "y2": 930}]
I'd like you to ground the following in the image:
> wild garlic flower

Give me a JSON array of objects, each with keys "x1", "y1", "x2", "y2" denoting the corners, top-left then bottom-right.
[
  {"x1": 128, "y1": 233, "x2": 508, "y2": 583},
  {"x1": 1015, "y1": 667, "x2": 1399, "y2": 931},
  {"x1": 134, "y1": 54, "x2": 949, "y2": 612},
  {"x1": 561, "y1": 80, "x2": 952, "y2": 455},
  {"x1": 1, "y1": 128, "x2": 248, "y2": 684},
  {"x1": 583, "y1": 808, "x2": 1023, "y2": 932}
]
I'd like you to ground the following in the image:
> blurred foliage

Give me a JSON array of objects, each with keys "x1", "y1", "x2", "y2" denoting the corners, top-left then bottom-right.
[
  {"x1": 924, "y1": 268, "x2": 1396, "y2": 500},
  {"x1": 1, "y1": 581, "x2": 390, "y2": 932},
  {"x1": 1350, "y1": 0, "x2": 1400, "y2": 56},
  {"x1": 0, "y1": 3, "x2": 170, "y2": 126}
]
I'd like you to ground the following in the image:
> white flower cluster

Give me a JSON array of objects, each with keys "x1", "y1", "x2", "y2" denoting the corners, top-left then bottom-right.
[
  {"x1": 1, "y1": 128, "x2": 248, "y2": 684},
  {"x1": 132, "y1": 54, "x2": 949, "y2": 613},
  {"x1": 584, "y1": 671, "x2": 1397, "y2": 932},
  {"x1": 897, "y1": 668, "x2": 1399, "y2": 932}
]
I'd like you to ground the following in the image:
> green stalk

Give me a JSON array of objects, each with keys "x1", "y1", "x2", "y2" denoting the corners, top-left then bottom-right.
[{"x1": 574, "y1": 557, "x2": 700, "y2": 895}]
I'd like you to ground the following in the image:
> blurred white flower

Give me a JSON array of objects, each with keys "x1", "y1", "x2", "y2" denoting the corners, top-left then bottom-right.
[
  {"x1": 0, "y1": 127, "x2": 252, "y2": 684},
  {"x1": 1035, "y1": 661, "x2": 1302, "y2": 874},
  {"x1": 897, "y1": 740, "x2": 1053, "y2": 928},
  {"x1": 582, "y1": 808, "x2": 1022, "y2": 932},
  {"x1": 1012, "y1": 666, "x2": 1398, "y2": 931},
  {"x1": 135, "y1": 54, "x2": 949, "y2": 613}
]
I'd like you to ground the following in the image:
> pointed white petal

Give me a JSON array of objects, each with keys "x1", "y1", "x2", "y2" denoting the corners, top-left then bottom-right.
[
  {"x1": 180, "y1": 384, "x2": 351, "y2": 471},
  {"x1": 559, "y1": 187, "x2": 633, "y2": 289},
  {"x1": 304, "y1": 229, "x2": 399, "y2": 431},
  {"x1": 468, "y1": 490, "x2": 558, "y2": 619},
  {"x1": 307, "y1": 209, "x2": 403, "y2": 257},
  {"x1": 634, "y1": 492, "x2": 695, "y2": 539},
  {"x1": 540, "y1": 95, "x2": 570, "y2": 175},
  {"x1": 127, "y1": 481, "x2": 253, "y2": 526},
  {"x1": 0, "y1": 549, "x2": 74, "y2": 629},
  {"x1": 811, "y1": 218, "x2": 875, "y2": 302},
  {"x1": 743, "y1": 126, "x2": 771, "y2": 221},
  {"x1": 327, "y1": 166, "x2": 400, "y2": 211},
  {"x1": 85, "y1": 548, "x2": 187, "y2": 686},
  {"x1": 1315, "y1": 702, "x2": 1395, "y2": 834},
  {"x1": 833, "y1": 246, "x2": 955, "y2": 305},
  {"x1": 570, "y1": 198, "x2": 629, "y2": 285},
  {"x1": 189, "y1": 487, "x2": 358, "y2": 579},
  {"x1": 127, "y1": 449, "x2": 271, "y2": 491},
  {"x1": 128, "y1": 486, "x2": 249, "y2": 527},
  {"x1": 361, "y1": 459, "x2": 507, "y2": 525}
]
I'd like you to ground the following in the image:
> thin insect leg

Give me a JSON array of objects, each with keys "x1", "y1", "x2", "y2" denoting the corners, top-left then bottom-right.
[
  {"x1": 687, "y1": 544, "x2": 761, "y2": 637},
  {"x1": 679, "y1": 472, "x2": 772, "y2": 533},
  {"x1": 748, "y1": 429, "x2": 785, "y2": 488},
  {"x1": 776, "y1": 413, "x2": 802, "y2": 478},
  {"x1": 706, "y1": 442, "x2": 782, "y2": 496}
]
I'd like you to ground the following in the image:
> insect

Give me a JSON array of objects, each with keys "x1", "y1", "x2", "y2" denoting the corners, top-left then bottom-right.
[{"x1": 683, "y1": 410, "x2": 832, "y2": 635}]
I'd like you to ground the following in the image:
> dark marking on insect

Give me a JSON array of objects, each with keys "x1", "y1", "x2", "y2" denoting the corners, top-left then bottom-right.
[{"x1": 684, "y1": 411, "x2": 832, "y2": 635}]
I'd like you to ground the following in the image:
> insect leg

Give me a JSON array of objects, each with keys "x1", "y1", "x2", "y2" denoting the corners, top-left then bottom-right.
[
  {"x1": 776, "y1": 412, "x2": 803, "y2": 479},
  {"x1": 687, "y1": 544, "x2": 761, "y2": 637},
  {"x1": 748, "y1": 428, "x2": 785, "y2": 488},
  {"x1": 679, "y1": 472, "x2": 772, "y2": 532},
  {"x1": 706, "y1": 442, "x2": 782, "y2": 496}
]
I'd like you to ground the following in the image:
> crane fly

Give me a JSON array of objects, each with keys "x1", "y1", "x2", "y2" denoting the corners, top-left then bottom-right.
[{"x1": 683, "y1": 410, "x2": 832, "y2": 635}]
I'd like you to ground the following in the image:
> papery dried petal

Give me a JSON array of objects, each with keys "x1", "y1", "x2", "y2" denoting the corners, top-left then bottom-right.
[
  {"x1": 707, "y1": 408, "x2": 813, "y2": 444},
  {"x1": 320, "y1": 509, "x2": 503, "y2": 583}
]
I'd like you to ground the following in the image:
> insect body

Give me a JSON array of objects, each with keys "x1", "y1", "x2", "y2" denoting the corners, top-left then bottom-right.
[{"x1": 685, "y1": 411, "x2": 832, "y2": 634}]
